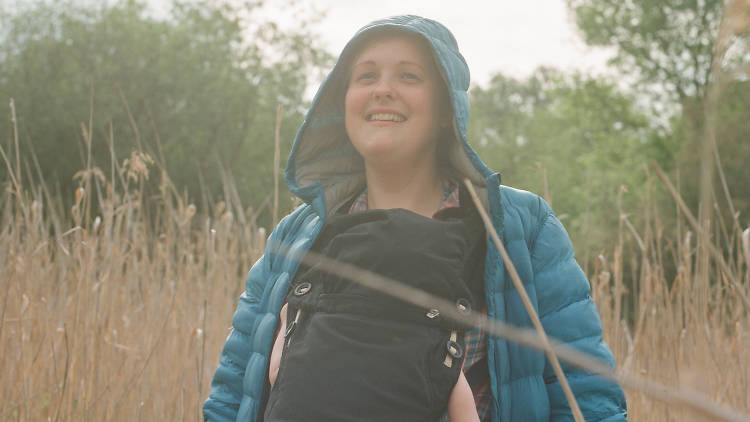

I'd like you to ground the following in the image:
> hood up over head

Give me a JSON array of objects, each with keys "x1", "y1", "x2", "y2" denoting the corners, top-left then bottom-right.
[{"x1": 285, "y1": 15, "x2": 495, "y2": 216}]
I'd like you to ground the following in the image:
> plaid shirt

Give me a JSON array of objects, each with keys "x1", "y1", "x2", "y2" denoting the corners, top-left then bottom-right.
[{"x1": 349, "y1": 182, "x2": 492, "y2": 422}]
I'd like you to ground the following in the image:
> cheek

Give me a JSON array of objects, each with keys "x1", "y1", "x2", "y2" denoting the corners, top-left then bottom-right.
[
  {"x1": 345, "y1": 88, "x2": 366, "y2": 113},
  {"x1": 344, "y1": 88, "x2": 366, "y2": 133}
]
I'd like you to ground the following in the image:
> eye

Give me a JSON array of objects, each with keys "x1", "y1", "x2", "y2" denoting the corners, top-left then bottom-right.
[
  {"x1": 355, "y1": 72, "x2": 376, "y2": 82},
  {"x1": 402, "y1": 72, "x2": 421, "y2": 82}
]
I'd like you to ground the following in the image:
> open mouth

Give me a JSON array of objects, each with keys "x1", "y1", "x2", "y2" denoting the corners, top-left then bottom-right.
[{"x1": 365, "y1": 112, "x2": 406, "y2": 122}]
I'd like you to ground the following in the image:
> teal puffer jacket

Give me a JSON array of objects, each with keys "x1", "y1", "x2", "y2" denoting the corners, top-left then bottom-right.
[{"x1": 204, "y1": 15, "x2": 627, "y2": 422}]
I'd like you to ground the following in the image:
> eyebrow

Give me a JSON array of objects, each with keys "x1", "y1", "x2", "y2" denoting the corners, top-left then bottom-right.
[{"x1": 352, "y1": 59, "x2": 426, "y2": 71}]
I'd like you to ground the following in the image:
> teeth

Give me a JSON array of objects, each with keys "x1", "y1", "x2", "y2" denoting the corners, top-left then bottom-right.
[{"x1": 367, "y1": 113, "x2": 406, "y2": 122}]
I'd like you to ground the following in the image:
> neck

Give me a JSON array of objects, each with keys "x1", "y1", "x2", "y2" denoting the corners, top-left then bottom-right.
[{"x1": 364, "y1": 161, "x2": 443, "y2": 218}]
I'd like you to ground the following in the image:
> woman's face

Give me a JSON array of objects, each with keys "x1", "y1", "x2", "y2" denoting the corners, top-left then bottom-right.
[{"x1": 344, "y1": 34, "x2": 446, "y2": 168}]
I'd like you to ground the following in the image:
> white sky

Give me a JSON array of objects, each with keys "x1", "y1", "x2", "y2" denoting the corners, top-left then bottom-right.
[
  {"x1": 136, "y1": 0, "x2": 616, "y2": 88},
  {"x1": 265, "y1": 0, "x2": 615, "y2": 88}
]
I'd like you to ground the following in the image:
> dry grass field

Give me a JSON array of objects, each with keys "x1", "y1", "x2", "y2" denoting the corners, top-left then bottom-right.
[{"x1": 1, "y1": 137, "x2": 749, "y2": 421}]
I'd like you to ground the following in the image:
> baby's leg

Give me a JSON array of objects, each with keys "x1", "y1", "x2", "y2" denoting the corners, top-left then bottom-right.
[
  {"x1": 268, "y1": 303, "x2": 287, "y2": 387},
  {"x1": 448, "y1": 370, "x2": 480, "y2": 422}
]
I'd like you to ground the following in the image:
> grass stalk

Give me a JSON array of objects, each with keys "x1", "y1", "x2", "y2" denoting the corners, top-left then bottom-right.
[
  {"x1": 2, "y1": 104, "x2": 748, "y2": 421},
  {"x1": 273, "y1": 104, "x2": 283, "y2": 228},
  {"x1": 463, "y1": 179, "x2": 584, "y2": 422},
  {"x1": 650, "y1": 160, "x2": 750, "y2": 311}
]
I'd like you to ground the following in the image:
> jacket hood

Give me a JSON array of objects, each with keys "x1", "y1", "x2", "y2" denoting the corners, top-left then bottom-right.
[{"x1": 285, "y1": 15, "x2": 494, "y2": 216}]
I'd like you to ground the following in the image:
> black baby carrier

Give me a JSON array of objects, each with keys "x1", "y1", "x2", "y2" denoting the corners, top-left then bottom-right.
[{"x1": 263, "y1": 203, "x2": 485, "y2": 422}]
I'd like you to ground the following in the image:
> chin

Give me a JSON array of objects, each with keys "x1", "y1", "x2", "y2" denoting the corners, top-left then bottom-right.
[{"x1": 353, "y1": 139, "x2": 399, "y2": 158}]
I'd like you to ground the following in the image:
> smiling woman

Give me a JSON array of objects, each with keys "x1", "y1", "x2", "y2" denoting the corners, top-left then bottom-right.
[
  {"x1": 204, "y1": 15, "x2": 627, "y2": 422},
  {"x1": 345, "y1": 33, "x2": 443, "y2": 159},
  {"x1": 345, "y1": 31, "x2": 450, "y2": 216}
]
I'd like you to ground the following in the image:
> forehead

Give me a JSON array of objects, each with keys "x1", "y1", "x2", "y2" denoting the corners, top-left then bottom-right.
[{"x1": 350, "y1": 32, "x2": 434, "y2": 67}]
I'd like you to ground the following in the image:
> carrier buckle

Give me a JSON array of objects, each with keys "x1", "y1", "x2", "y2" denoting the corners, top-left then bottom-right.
[
  {"x1": 293, "y1": 282, "x2": 312, "y2": 296},
  {"x1": 443, "y1": 330, "x2": 460, "y2": 367},
  {"x1": 456, "y1": 298, "x2": 471, "y2": 314}
]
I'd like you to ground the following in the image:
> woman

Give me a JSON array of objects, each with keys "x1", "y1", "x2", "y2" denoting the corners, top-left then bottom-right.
[{"x1": 204, "y1": 15, "x2": 627, "y2": 422}]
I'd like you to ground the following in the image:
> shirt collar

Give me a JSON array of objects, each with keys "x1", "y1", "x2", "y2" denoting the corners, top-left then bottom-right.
[{"x1": 348, "y1": 179, "x2": 460, "y2": 218}]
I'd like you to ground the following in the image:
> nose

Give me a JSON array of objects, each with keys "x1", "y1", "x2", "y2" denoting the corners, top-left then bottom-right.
[{"x1": 372, "y1": 76, "x2": 394, "y2": 101}]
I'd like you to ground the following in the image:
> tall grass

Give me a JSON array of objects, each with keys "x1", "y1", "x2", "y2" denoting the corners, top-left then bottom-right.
[
  {"x1": 591, "y1": 167, "x2": 750, "y2": 420},
  {"x1": 1, "y1": 122, "x2": 266, "y2": 420},
  {"x1": 1, "y1": 113, "x2": 748, "y2": 421}
]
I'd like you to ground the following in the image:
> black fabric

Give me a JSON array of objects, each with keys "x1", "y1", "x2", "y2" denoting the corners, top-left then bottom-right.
[
  {"x1": 264, "y1": 207, "x2": 485, "y2": 422},
  {"x1": 464, "y1": 357, "x2": 489, "y2": 389}
]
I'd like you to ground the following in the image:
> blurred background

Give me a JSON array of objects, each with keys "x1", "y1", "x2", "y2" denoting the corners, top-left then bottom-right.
[
  {"x1": 1, "y1": 0, "x2": 749, "y2": 420},
  {"x1": 2, "y1": 0, "x2": 748, "y2": 251}
]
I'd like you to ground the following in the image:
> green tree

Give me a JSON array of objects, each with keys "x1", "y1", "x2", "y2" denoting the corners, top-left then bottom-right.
[
  {"x1": 567, "y1": 0, "x2": 750, "y2": 274},
  {"x1": 567, "y1": 0, "x2": 750, "y2": 218},
  {"x1": 469, "y1": 69, "x2": 667, "y2": 264},
  {"x1": 0, "y1": 0, "x2": 331, "y2": 228},
  {"x1": 566, "y1": 0, "x2": 724, "y2": 103}
]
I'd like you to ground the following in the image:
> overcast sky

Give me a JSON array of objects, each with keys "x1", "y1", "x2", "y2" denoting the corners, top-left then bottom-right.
[
  {"x1": 137, "y1": 0, "x2": 616, "y2": 88},
  {"x1": 260, "y1": 0, "x2": 615, "y2": 88}
]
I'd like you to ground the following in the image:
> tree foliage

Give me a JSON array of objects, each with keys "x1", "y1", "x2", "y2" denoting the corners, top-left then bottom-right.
[
  {"x1": 469, "y1": 69, "x2": 670, "y2": 257},
  {"x1": 567, "y1": 0, "x2": 750, "y2": 229},
  {"x1": 0, "y1": 0, "x2": 331, "y2": 227},
  {"x1": 567, "y1": 0, "x2": 725, "y2": 103}
]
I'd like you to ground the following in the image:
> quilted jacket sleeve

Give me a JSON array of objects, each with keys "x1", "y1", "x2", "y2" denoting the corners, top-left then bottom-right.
[
  {"x1": 202, "y1": 205, "x2": 305, "y2": 422},
  {"x1": 530, "y1": 202, "x2": 627, "y2": 421},
  {"x1": 202, "y1": 249, "x2": 272, "y2": 422}
]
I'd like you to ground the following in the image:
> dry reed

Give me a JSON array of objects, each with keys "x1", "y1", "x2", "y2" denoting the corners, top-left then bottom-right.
[
  {"x1": 0, "y1": 114, "x2": 266, "y2": 420},
  {"x1": 1, "y1": 109, "x2": 749, "y2": 421}
]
